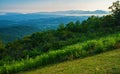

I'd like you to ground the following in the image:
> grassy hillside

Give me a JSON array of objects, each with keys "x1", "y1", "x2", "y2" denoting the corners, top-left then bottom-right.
[
  {"x1": 0, "y1": 32, "x2": 120, "y2": 74},
  {"x1": 22, "y1": 48, "x2": 120, "y2": 74}
]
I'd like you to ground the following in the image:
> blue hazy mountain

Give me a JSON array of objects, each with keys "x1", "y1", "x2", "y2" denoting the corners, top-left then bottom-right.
[
  {"x1": 38, "y1": 10, "x2": 108, "y2": 14},
  {"x1": 0, "y1": 10, "x2": 108, "y2": 21},
  {"x1": 0, "y1": 10, "x2": 108, "y2": 43}
]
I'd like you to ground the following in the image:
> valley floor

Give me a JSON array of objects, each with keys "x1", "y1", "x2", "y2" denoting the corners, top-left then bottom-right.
[{"x1": 21, "y1": 48, "x2": 120, "y2": 74}]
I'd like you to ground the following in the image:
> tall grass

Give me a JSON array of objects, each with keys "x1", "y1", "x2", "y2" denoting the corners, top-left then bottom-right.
[{"x1": 0, "y1": 33, "x2": 120, "y2": 74}]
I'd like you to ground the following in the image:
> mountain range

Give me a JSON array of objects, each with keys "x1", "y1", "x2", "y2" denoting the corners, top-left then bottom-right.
[
  {"x1": 0, "y1": 10, "x2": 108, "y2": 43},
  {"x1": 36, "y1": 10, "x2": 108, "y2": 14},
  {"x1": 0, "y1": 10, "x2": 108, "y2": 21}
]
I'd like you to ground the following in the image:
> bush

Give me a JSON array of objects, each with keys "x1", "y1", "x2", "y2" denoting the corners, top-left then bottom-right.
[{"x1": 0, "y1": 33, "x2": 120, "y2": 74}]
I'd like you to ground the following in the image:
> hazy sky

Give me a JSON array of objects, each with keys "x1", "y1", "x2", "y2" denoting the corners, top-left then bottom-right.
[{"x1": 0, "y1": 0, "x2": 116, "y2": 13}]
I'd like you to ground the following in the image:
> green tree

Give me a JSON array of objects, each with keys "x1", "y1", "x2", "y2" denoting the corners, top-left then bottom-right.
[
  {"x1": 102, "y1": 15, "x2": 115, "y2": 27},
  {"x1": 0, "y1": 41, "x2": 5, "y2": 59},
  {"x1": 58, "y1": 23, "x2": 65, "y2": 31},
  {"x1": 66, "y1": 22, "x2": 75, "y2": 31},
  {"x1": 74, "y1": 20, "x2": 82, "y2": 32},
  {"x1": 75, "y1": 20, "x2": 81, "y2": 26},
  {"x1": 109, "y1": 0, "x2": 120, "y2": 25},
  {"x1": 81, "y1": 16, "x2": 102, "y2": 32}
]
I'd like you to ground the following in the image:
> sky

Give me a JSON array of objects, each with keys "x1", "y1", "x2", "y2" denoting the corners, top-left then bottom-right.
[{"x1": 0, "y1": 0, "x2": 117, "y2": 13}]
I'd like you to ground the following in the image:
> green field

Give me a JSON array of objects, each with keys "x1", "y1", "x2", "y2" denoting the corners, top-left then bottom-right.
[{"x1": 22, "y1": 48, "x2": 120, "y2": 74}]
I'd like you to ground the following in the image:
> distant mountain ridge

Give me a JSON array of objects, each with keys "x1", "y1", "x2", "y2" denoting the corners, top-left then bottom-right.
[
  {"x1": 0, "y1": 10, "x2": 108, "y2": 15},
  {"x1": 37, "y1": 10, "x2": 108, "y2": 14},
  {"x1": 0, "y1": 10, "x2": 108, "y2": 21}
]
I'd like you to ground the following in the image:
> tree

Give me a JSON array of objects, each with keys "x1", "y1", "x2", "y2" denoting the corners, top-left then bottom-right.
[
  {"x1": 74, "y1": 20, "x2": 82, "y2": 32},
  {"x1": 109, "y1": 0, "x2": 120, "y2": 25},
  {"x1": 0, "y1": 41, "x2": 5, "y2": 59},
  {"x1": 81, "y1": 16, "x2": 102, "y2": 32},
  {"x1": 75, "y1": 20, "x2": 81, "y2": 26},
  {"x1": 0, "y1": 41, "x2": 5, "y2": 52},
  {"x1": 102, "y1": 15, "x2": 115, "y2": 27},
  {"x1": 57, "y1": 23, "x2": 65, "y2": 31},
  {"x1": 66, "y1": 22, "x2": 75, "y2": 31}
]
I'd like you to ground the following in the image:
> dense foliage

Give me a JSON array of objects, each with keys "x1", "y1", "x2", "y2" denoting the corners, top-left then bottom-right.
[{"x1": 0, "y1": 33, "x2": 120, "y2": 74}]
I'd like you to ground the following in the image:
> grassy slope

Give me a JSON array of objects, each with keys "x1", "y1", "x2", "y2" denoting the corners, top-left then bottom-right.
[{"x1": 22, "y1": 48, "x2": 120, "y2": 74}]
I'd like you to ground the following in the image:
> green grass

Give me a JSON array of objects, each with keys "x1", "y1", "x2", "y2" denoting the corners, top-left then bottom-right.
[{"x1": 22, "y1": 48, "x2": 120, "y2": 74}]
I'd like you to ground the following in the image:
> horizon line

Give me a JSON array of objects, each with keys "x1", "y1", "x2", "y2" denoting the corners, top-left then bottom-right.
[{"x1": 0, "y1": 9, "x2": 109, "y2": 14}]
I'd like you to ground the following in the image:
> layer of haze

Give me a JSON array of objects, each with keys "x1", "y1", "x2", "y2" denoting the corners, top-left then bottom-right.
[{"x1": 0, "y1": 0, "x2": 116, "y2": 13}]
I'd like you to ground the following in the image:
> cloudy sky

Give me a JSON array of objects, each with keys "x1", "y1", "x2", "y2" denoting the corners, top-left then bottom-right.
[{"x1": 0, "y1": 0, "x2": 116, "y2": 13}]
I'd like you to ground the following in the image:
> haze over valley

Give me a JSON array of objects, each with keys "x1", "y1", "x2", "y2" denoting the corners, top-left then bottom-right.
[{"x1": 0, "y1": 10, "x2": 108, "y2": 43}]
